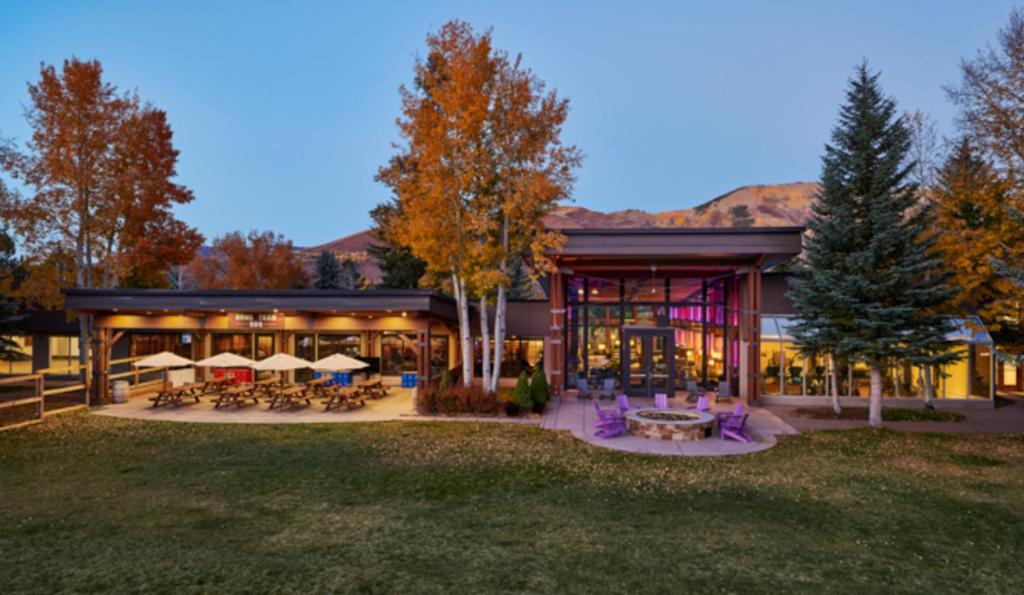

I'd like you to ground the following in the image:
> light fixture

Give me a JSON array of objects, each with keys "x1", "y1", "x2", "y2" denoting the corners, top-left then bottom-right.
[
  {"x1": 401, "y1": 311, "x2": 407, "y2": 317},
  {"x1": 112, "y1": 308, "x2": 118, "y2": 312}
]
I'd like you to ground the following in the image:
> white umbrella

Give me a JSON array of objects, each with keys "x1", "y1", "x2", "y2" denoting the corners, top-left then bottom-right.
[
  {"x1": 312, "y1": 353, "x2": 369, "y2": 371},
  {"x1": 252, "y1": 353, "x2": 313, "y2": 371},
  {"x1": 195, "y1": 352, "x2": 256, "y2": 368},
  {"x1": 133, "y1": 351, "x2": 193, "y2": 368}
]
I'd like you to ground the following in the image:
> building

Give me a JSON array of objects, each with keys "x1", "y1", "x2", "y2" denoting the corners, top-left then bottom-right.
[{"x1": 6, "y1": 226, "x2": 999, "y2": 407}]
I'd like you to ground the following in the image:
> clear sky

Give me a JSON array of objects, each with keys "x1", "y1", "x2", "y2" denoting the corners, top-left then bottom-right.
[{"x1": 0, "y1": 1, "x2": 1017, "y2": 247}]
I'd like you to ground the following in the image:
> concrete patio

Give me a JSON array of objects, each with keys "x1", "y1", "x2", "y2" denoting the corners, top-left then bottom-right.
[{"x1": 541, "y1": 394, "x2": 798, "y2": 456}]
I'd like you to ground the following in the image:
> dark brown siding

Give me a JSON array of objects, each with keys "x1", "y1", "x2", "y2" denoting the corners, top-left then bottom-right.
[{"x1": 762, "y1": 272, "x2": 796, "y2": 315}]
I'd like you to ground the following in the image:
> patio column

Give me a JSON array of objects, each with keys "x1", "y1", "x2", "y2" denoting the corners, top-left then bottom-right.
[
  {"x1": 739, "y1": 267, "x2": 762, "y2": 404},
  {"x1": 416, "y1": 328, "x2": 430, "y2": 389},
  {"x1": 546, "y1": 270, "x2": 565, "y2": 396}
]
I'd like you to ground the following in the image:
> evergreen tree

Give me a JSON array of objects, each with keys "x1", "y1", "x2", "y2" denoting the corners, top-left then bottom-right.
[
  {"x1": 314, "y1": 250, "x2": 342, "y2": 289},
  {"x1": 729, "y1": 204, "x2": 755, "y2": 227},
  {"x1": 788, "y1": 63, "x2": 955, "y2": 427},
  {"x1": 367, "y1": 200, "x2": 427, "y2": 289},
  {"x1": 507, "y1": 254, "x2": 533, "y2": 300},
  {"x1": 0, "y1": 229, "x2": 28, "y2": 364},
  {"x1": 337, "y1": 257, "x2": 364, "y2": 290},
  {"x1": 529, "y1": 363, "x2": 549, "y2": 413}
]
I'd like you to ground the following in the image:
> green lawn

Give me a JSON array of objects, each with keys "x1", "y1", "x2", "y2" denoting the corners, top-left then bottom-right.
[{"x1": 2, "y1": 414, "x2": 1023, "y2": 594}]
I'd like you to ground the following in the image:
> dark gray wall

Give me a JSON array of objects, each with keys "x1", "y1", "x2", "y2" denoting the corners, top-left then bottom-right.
[{"x1": 762, "y1": 272, "x2": 796, "y2": 315}]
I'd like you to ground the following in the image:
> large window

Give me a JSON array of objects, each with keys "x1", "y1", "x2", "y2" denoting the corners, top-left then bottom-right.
[
  {"x1": 48, "y1": 336, "x2": 80, "y2": 372},
  {"x1": 1, "y1": 335, "x2": 32, "y2": 374},
  {"x1": 131, "y1": 333, "x2": 190, "y2": 358},
  {"x1": 213, "y1": 333, "x2": 253, "y2": 357},
  {"x1": 430, "y1": 336, "x2": 449, "y2": 377},
  {"x1": 381, "y1": 332, "x2": 417, "y2": 375}
]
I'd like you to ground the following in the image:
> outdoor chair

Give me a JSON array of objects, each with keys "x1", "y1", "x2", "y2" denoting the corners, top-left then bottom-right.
[
  {"x1": 716, "y1": 402, "x2": 744, "y2": 424},
  {"x1": 593, "y1": 399, "x2": 621, "y2": 422},
  {"x1": 685, "y1": 380, "x2": 700, "y2": 402},
  {"x1": 599, "y1": 378, "x2": 615, "y2": 400},
  {"x1": 692, "y1": 396, "x2": 710, "y2": 412},
  {"x1": 594, "y1": 417, "x2": 626, "y2": 438},
  {"x1": 719, "y1": 413, "x2": 751, "y2": 443},
  {"x1": 616, "y1": 394, "x2": 631, "y2": 414},
  {"x1": 653, "y1": 393, "x2": 668, "y2": 409},
  {"x1": 715, "y1": 381, "x2": 731, "y2": 402},
  {"x1": 577, "y1": 378, "x2": 590, "y2": 399}
]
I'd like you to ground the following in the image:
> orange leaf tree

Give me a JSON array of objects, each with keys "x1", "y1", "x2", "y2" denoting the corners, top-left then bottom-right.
[
  {"x1": 187, "y1": 230, "x2": 309, "y2": 290},
  {"x1": 377, "y1": 21, "x2": 580, "y2": 391}
]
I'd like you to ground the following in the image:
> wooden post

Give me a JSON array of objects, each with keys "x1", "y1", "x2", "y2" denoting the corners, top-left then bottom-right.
[
  {"x1": 37, "y1": 374, "x2": 44, "y2": 420},
  {"x1": 547, "y1": 270, "x2": 565, "y2": 396},
  {"x1": 416, "y1": 328, "x2": 430, "y2": 390}
]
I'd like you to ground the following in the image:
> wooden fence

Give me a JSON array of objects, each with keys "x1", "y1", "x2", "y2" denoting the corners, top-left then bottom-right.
[{"x1": 0, "y1": 355, "x2": 166, "y2": 432}]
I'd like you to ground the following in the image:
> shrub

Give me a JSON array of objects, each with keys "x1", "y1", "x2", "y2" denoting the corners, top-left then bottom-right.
[
  {"x1": 438, "y1": 369, "x2": 453, "y2": 392},
  {"x1": 503, "y1": 371, "x2": 533, "y2": 416},
  {"x1": 416, "y1": 382, "x2": 499, "y2": 416},
  {"x1": 530, "y1": 365, "x2": 549, "y2": 414}
]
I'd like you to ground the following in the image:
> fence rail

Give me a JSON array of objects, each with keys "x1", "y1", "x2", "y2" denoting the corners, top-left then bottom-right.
[{"x1": 0, "y1": 354, "x2": 160, "y2": 431}]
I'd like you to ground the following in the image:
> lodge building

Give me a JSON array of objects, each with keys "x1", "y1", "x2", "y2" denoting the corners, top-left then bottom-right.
[{"x1": 8, "y1": 227, "x2": 1001, "y2": 406}]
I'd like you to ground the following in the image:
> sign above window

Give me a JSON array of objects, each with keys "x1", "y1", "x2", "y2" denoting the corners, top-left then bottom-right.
[{"x1": 228, "y1": 313, "x2": 284, "y2": 330}]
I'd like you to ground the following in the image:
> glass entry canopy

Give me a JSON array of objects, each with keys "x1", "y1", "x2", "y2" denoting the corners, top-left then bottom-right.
[{"x1": 564, "y1": 273, "x2": 741, "y2": 394}]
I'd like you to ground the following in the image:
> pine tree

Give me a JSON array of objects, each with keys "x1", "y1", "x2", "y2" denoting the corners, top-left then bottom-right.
[
  {"x1": 789, "y1": 63, "x2": 955, "y2": 427},
  {"x1": 337, "y1": 258, "x2": 364, "y2": 290},
  {"x1": 0, "y1": 229, "x2": 28, "y2": 364},
  {"x1": 507, "y1": 255, "x2": 533, "y2": 300},
  {"x1": 729, "y1": 204, "x2": 755, "y2": 227},
  {"x1": 530, "y1": 363, "x2": 549, "y2": 413},
  {"x1": 314, "y1": 250, "x2": 342, "y2": 289}
]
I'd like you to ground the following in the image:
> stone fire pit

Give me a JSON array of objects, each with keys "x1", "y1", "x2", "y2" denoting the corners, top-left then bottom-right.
[{"x1": 625, "y1": 408, "x2": 715, "y2": 441}]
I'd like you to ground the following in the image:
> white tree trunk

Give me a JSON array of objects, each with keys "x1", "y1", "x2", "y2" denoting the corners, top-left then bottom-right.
[
  {"x1": 922, "y1": 364, "x2": 936, "y2": 410},
  {"x1": 480, "y1": 295, "x2": 491, "y2": 393},
  {"x1": 829, "y1": 354, "x2": 842, "y2": 415},
  {"x1": 869, "y1": 364, "x2": 884, "y2": 428},
  {"x1": 453, "y1": 273, "x2": 473, "y2": 387},
  {"x1": 489, "y1": 284, "x2": 507, "y2": 394}
]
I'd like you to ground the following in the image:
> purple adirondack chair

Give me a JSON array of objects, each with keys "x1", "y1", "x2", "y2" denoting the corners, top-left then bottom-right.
[
  {"x1": 616, "y1": 394, "x2": 631, "y2": 414},
  {"x1": 692, "y1": 396, "x2": 710, "y2": 412},
  {"x1": 719, "y1": 413, "x2": 750, "y2": 443},
  {"x1": 593, "y1": 399, "x2": 626, "y2": 438},
  {"x1": 595, "y1": 419, "x2": 626, "y2": 438},
  {"x1": 653, "y1": 393, "x2": 668, "y2": 409},
  {"x1": 716, "y1": 402, "x2": 744, "y2": 424},
  {"x1": 593, "y1": 399, "x2": 620, "y2": 422}
]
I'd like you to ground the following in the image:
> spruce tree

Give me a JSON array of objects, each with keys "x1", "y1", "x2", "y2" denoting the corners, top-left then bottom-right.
[
  {"x1": 337, "y1": 257, "x2": 364, "y2": 290},
  {"x1": 789, "y1": 63, "x2": 955, "y2": 427},
  {"x1": 507, "y1": 255, "x2": 533, "y2": 300},
  {"x1": 314, "y1": 250, "x2": 342, "y2": 289}
]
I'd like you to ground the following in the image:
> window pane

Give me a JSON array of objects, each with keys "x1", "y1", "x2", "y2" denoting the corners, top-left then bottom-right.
[
  {"x1": 381, "y1": 333, "x2": 416, "y2": 375},
  {"x1": 430, "y1": 336, "x2": 449, "y2": 377},
  {"x1": 761, "y1": 341, "x2": 781, "y2": 395},
  {"x1": 317, "y1": 334, "x2": 361, "y2": 358},
  {"x1": 622, "y1": 278, "x2": 663, "y2": 302}
]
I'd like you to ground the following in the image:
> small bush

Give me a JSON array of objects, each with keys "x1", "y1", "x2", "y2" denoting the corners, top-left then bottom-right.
[
  {"x1": 438, "y1": 369, "x2": 453, "y2": 392},
  {"x1": 530, "y1": 366, "x2": 549, "y2": 414},
  {"x1": 416, "y1": 382, "x2": 499, "y2": 416},
  {"x1": 502, "y1": 371, "x2": 533, "y2": 416}
]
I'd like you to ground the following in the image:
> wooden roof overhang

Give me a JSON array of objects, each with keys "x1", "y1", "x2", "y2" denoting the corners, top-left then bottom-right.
[
  {"x1": 63, "y1": 289, "x2": 460, "y2": 321},
  {"x1": 550, "y1": 227, "x2": 804, "y2": 273}
]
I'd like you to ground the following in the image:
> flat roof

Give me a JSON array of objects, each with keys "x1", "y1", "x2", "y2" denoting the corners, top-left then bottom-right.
[
  {"x1": 63, "y1": 288, "x2": 459, "y2": 320},
  {"x1": 553, "y1": 226, "x2": 804, "y2": 268}
]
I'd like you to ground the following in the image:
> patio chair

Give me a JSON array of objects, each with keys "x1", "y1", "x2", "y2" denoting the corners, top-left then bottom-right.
[
  {"x1": 593, "y1": 399, "x2": 621, "y2": 422},
  {"x1": 715, "y1": 381, "x2": 731, "y2": 402},
  {"x1": 653, "y1": 393, "x2": 668, "y2": 409},
  {"x1": 716, "y1": 402, "x2": 744, "y2": 424},
  {"x1": 719, "y1": 413, "x2": 751, "y2": 443},
  {"x1": 616, "y1": 394, "x2": 631, "y2": 414},
  {"x1": 577, "y1": 378, "x2": 590, "y2": 399},
  {"x1": 594, "y1": 417, "x2": 626, "y2": 438},
  {"x1": 685, "y1": 380, "x2": 700, "y2": 402},
  {"x1": 599, "y1": 378, "x2": 615, "y2": 400},
  {"x1": 694, "y1": 396, "x2": 710, "y2": 412}
]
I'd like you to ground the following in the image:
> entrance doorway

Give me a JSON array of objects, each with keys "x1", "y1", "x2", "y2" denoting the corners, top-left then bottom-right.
[{"x1": 622, "y1": 327, "x2": 675, "y2": 397}]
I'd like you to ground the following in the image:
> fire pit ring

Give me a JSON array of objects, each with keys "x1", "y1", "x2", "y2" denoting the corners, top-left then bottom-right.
[{"x1": 625, "y1": 408, "x2": 715, "y2": 441}]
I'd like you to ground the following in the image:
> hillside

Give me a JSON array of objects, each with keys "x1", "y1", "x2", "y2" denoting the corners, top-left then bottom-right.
[{"x1": 304, "y1": 182, "x2": 817, "y2": 284}]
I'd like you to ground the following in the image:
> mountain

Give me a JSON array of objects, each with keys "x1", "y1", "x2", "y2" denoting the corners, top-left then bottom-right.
[{"x1": 302, "y1": 182, "x2": 817, "y2": 284}]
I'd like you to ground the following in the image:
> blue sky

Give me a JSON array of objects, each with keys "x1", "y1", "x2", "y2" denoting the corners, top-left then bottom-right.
[{"x1": 0, "y1": 1, "x2": 1017, "y2": 247}]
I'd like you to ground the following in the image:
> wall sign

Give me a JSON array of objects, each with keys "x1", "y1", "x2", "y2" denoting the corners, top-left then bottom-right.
[{"x1": 228, "y1": 312, "x2": 284, "y2": 329}]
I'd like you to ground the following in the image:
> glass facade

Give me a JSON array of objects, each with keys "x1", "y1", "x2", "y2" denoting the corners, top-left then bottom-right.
[
  {"x1": 760, "y1": 315, "x2": 996, "y2": 400},
  {"x1": 1, "y1": 335, "x2": 32, "y2": 374},
  {"x1": 381, "y1": 332, "x2": 417, "y2": 375},
  {"x1": 564, "y1": 273, "x2": 740, "y2": 393},
  {"x1": 130, "y1": 333, "x2": 191, "y2": 358}
]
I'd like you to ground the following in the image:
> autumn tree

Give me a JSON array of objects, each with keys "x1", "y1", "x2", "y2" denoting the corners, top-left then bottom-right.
[
  {"x1": 0, "y1": 58, "x2": 201, "y2": 374},
  {"x1": 377, "y1": 21, "x2": 580, "y2": 392},
  {"x1": 933, "y1": 138, "x2": 1024, "y2": 349},
  {"x1": 188, "y1": 231, "x2": 309, "y2": 289}
]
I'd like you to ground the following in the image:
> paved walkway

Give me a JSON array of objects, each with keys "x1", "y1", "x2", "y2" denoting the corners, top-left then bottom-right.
[
  {"x1": 541, "y1": 395, "x2": 798, "y2": 457},
  {"x1": 766, "y1": 395, "x2": 1024, "y2": 434}
]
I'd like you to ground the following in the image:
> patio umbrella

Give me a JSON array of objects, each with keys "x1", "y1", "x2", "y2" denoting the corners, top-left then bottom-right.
[
  {"x1": 194, "y1": 352, "x2": 256, "y2": 368},
  {"x1": 252, "y1": 353, "x2": 313, "y2": 371},
  {"x1": 312, "y1": 353, "x2": 369, "y2": 371},
  {"x1": 132, "y1": 351, "x2": 193, "y2": 368}
]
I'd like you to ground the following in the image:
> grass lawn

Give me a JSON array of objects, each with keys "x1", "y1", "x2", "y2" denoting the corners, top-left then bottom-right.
[{"x1": 2, "y1": 414, "x2": 1023, "y2": 593}]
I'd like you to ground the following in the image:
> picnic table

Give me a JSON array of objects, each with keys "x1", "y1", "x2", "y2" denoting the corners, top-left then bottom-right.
[
  {"x1": 251, "y1": 375, "x2": 282, "y2": 397},
  {"x1": 304, "y1": 375, "x2": 332, "y2": 396},
  {"x1": 149, "y1": 382, "x2": 205, "y2": 408},
  {"x1": 321, "y1": 386, "x2": 366, "y2": 412},
  {"x1": 266, "y1": 385, "x2": 311, "y2": 410},
  {"x1": 199, "y1": 375, "x2": 233, "y2": 393},
  {"x1": 210, "y1": 384, "x2": 259, "y2": 409},
  {"x1": 356, "y1": 378, "x2": 388, "y2": 399}
]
